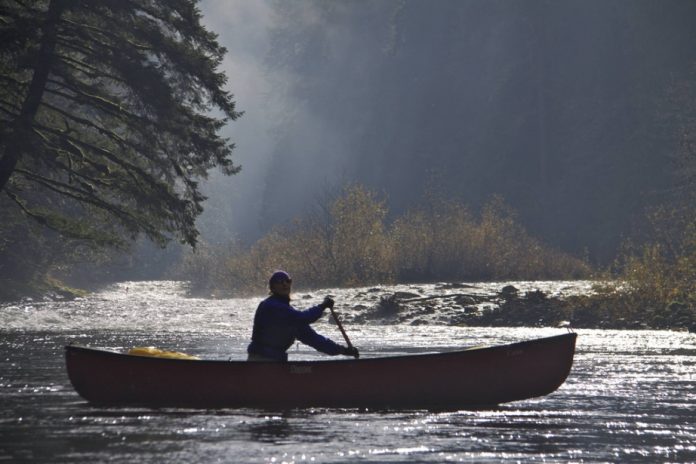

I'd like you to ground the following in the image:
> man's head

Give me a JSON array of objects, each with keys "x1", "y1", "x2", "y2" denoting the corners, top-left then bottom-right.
[{"x1": 269, "y1": 270, "x2": 292, "y2": 297}]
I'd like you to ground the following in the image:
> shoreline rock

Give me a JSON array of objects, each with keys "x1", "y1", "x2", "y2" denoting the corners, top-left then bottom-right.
[{"x1": 349, "y1": 286, "x2": 695, "y2": 332}]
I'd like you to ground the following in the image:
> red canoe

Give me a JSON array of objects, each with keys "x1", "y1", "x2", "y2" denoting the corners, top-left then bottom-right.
[{"x1": 65, "y1": 333, "x2": 577, "y2": 409}]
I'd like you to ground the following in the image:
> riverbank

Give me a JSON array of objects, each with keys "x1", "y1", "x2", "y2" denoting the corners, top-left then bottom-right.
[
  {"x1": 0, "y1": 277, "x2": 88, "y2": 303},
  {"x1": 338, "y1": 283, "x2": 696, "y2": 333}
]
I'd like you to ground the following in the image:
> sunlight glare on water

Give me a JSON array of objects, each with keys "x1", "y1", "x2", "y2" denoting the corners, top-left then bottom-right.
[{"x1": 1, "y1": 280, "x2": 695, "y2": 463}]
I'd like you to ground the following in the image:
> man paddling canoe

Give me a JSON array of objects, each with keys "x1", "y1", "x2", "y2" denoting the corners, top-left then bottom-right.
[{"x1": 247, "y1": 270, "x2": 360, "y2": 361}]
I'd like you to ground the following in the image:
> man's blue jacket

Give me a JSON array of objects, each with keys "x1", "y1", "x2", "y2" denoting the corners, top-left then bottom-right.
[{"x1": 247, "y1": 295, "x2": 343, "y2": 361}]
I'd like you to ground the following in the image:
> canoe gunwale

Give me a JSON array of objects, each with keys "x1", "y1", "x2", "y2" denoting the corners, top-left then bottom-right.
[{"x1": 65, "y1": 332, "x2": 576, "y2": 366}]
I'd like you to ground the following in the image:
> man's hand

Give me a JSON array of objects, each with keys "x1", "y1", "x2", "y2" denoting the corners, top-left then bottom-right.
[
  {"x1": 321, "y1": 296, "x2": 335, "y2": 310},
  {"x1": 342, "y1": 346, "x2": 359, "y2": 359}
]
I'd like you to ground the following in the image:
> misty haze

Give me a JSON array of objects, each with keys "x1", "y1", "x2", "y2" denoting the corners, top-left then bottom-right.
[
  {"x1": 199, "y1": 1, "x2": 694, "y2": 260},
  {"x1": 0, "y1": 1, "x2": 695, "y2": 462}
]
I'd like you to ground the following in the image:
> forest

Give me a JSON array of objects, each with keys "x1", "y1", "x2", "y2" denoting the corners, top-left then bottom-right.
[{"x1": 248, "y1": 0, "x2": 696, "y2": 264}]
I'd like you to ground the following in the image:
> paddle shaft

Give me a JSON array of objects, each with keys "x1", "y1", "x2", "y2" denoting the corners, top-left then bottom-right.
[{"x1": 328, "y1": 306, "x2": 354, "y2": 349}]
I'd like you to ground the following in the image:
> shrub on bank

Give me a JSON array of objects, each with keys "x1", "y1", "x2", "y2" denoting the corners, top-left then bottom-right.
[
  {"x1": 175, "y1": 183, "x2": 695, "y2": 331},
  {"x1": 179, "y1": 185, "x2": 592, "y2": 295},
  {"x1": 557, "y1": 213, "x2": 695, "y2": 331},
  {"x1": 604, "y1": 220, "x2": 696, "y2": 330},
  {"x1": 391, "y1": 196, "x2": 591, "y2": 282}
]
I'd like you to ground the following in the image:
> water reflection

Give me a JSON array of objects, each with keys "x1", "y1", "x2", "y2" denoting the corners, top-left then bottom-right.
[{"x1": 247, "y1": 415, "x2": 293, "y2": 443}]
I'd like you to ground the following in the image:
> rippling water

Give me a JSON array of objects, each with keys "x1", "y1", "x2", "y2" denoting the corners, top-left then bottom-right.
[{"x1": 1, "y1": 281, "x2": 695, "y2": 463}]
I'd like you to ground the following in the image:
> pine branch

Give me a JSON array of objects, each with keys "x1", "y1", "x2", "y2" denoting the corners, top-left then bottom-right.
[
  {"x1": 41, "y1": 85, "x2": 156, "y2": 140},
  {"x1": 30, "y1": 131, "x2": 198, "y2": 240},
  {"x1": 110, "y1": 1, "x2": 184, "y2": 40},
  {"x1": 41, "y1": 76, "x2": 221, "y2": 181},
  {"x1": 38, "y1": 98, "x2": 138, "y2": 152},
  {"x1": 69, "y1": 6, "x2": 237, "y2": 120},
  {"x1": 0, "y1": 100, "x2": 21, "y2": 116},
  {"x1": 31, "y1": 130, "x2": 114, "y2": 189},
  {"x1": 5, "y1": 189, "x2": 48, "y2": 225},
  {"x1": 32, "y1": 123, "x2": 168, "y2": 195},
  {"x1": 55, "y1": 52, "x2": 127, "y2": 85},
  {"x1": 45, "y1": 69, "x2": 178, "y2": 143},
  {"x1": 0, "y1": 73, "x2": 29, "y2": 88},
  {"x1": 54, "y1": 36, "x2": 102, "y2": 61},
  {"x1": 40, "y1": 87, "x2": 174, "y2": 170},
  {"x1": 15, "y1": 167, "x2": 166, "y2": 241},
  {"x1": 40, "y1": 85, "x2": 179, "y2": 171},
  {"x1": 16, "y1": 167, "x2": 102, "y2": 201},
  {"x1": 56, "y1": 144, "x2": 111, "y2": 178},
  {"x1": 56, "y1": 23, "x2": 129, "y2": 63},
  {"x1": 5, "y1": 189, "x2": 126, "y2": 246},
  {"x1": 61, "y1": 17, "x2": 152, "y2": 51},
  {"x1": 9, "y1": 0, "x2": 41, "y2": 14},
  {"x1": 46, "y1": 76, "x2": 126, "y2": 115}
]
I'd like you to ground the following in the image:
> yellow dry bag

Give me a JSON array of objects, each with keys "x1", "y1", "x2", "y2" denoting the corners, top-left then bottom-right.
[{"x1": 128, "y1": 346, "x2": 200, "y2": 360}]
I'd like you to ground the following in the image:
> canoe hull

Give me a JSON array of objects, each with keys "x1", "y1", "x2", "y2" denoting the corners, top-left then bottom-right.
[{"x1": 65, "y1": 333, "x2": 577, "y2": 409}]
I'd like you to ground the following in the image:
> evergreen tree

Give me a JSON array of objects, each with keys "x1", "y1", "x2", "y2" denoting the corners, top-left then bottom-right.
[{"x1": 0, "y1": 0, "x2": 241, "y2": 248}]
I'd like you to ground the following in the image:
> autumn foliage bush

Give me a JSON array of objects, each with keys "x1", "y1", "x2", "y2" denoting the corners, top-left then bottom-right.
[
  {"x1": 391, "y1": 196, "x2": 590, "y2": 282},
  {"x1": 556, "y1": 205, "x2": 696, "y2": 331},
  {"x1": 603, "y1": 210, "x2": 696, "y2": 328},
  {"x1": 181, "y1": 185, "x2": 591, "y2": 295}
]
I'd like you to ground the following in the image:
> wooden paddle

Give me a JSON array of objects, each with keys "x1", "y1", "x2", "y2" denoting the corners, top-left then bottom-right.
[{"x1": 328, "y1": 303, "x2": 358, "y2": 358}]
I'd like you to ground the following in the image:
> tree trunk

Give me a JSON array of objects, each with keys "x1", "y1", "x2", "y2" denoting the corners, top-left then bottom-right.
[{"x1": 0, "y1": 0, "x2": 65, "y2": 193}]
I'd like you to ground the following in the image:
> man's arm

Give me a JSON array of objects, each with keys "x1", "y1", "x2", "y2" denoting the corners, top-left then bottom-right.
[
  {"x1": 280, "y1": 303, "x2": 324, "y2": 324},
  {"x1": 270, "y1": 298, "x2": 333, "y2": 324},
  {"x1": 296, "y1": 325, "x2": 344, "y2": 355}
]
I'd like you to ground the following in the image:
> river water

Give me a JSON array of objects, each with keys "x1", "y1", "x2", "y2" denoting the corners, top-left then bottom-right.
[{"x1": 1, "y1": 281, "x2": 695, "y2": 463}]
